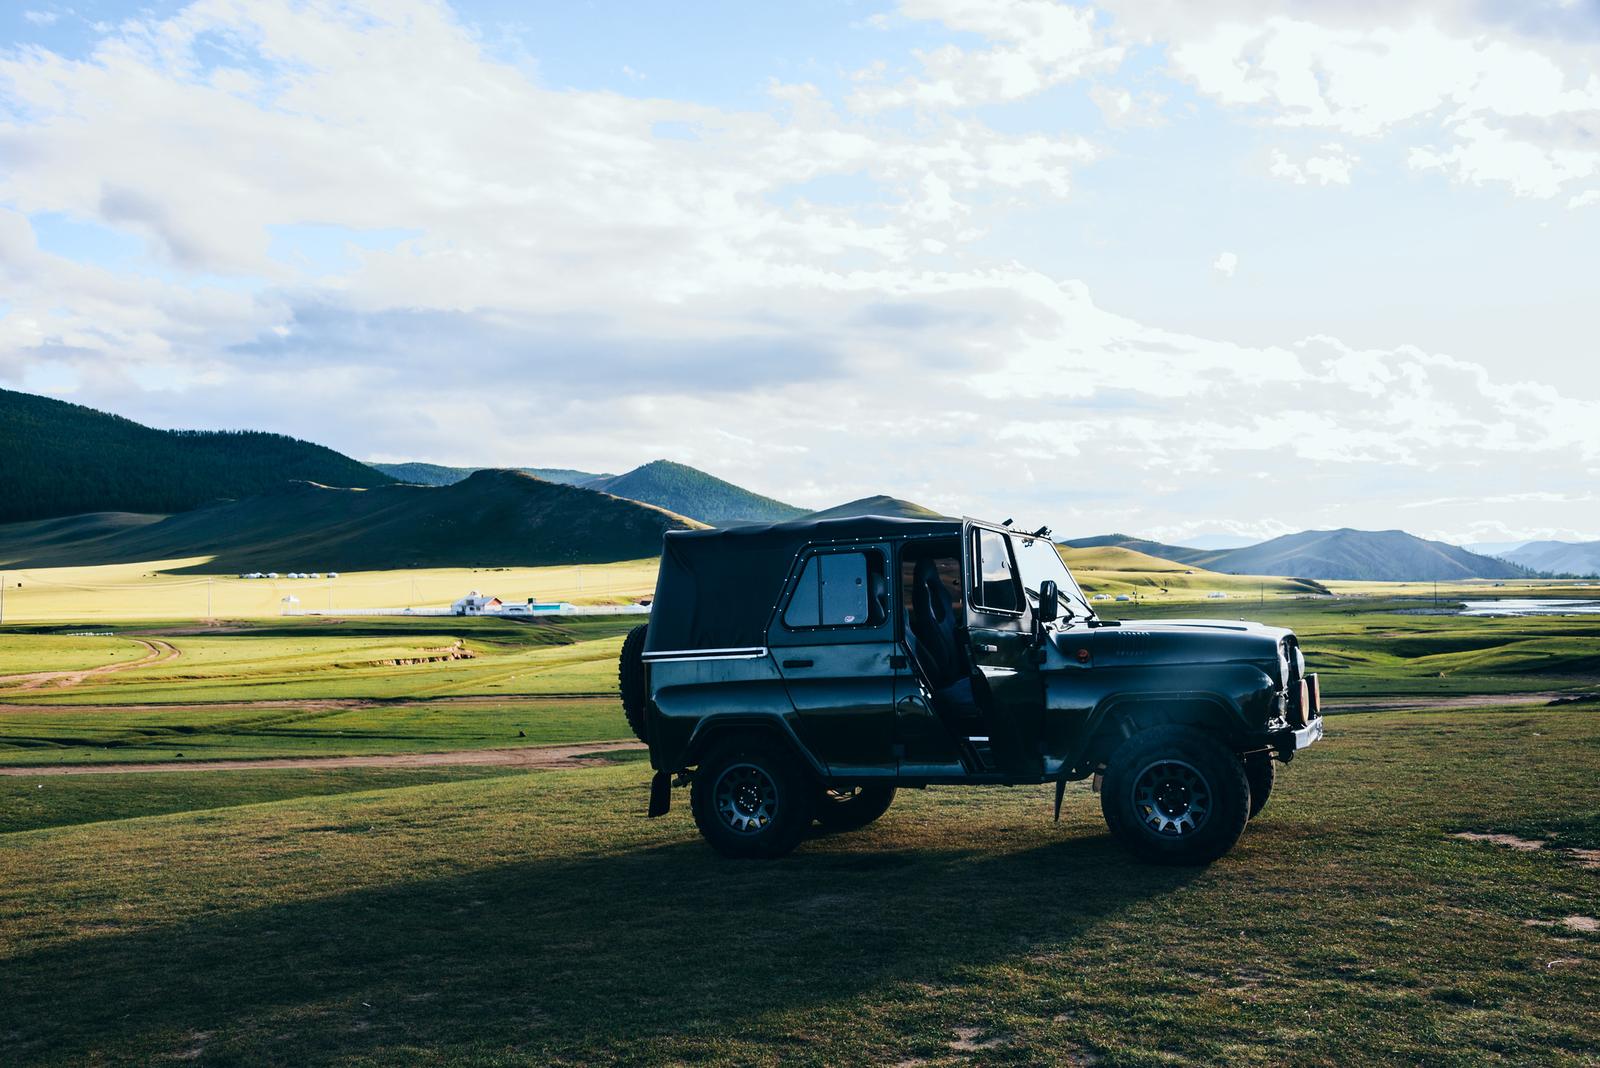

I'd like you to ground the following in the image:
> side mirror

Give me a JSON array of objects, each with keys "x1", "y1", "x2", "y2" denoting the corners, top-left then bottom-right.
[{"x1": 1037, "y1": 580, "x2": 1059, "y2": 624}]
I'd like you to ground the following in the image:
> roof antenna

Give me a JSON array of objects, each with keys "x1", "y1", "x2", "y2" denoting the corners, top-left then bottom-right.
[
  {"x1": 1030, "y1": 525, "x2": 1051, "y2": 539},
  {"x1": 1002, "y1": 518, "x2": 1013, "y2": 527}
]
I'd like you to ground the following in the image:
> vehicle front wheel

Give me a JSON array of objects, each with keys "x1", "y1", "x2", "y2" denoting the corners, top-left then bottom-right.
[
  {"x1": 1244, "y1": 751, "x2": 1275, "y2": 820},
  {"x1": 690, "y1": 738, "x2": 814, "y2": 859},
  {"x1": 815, "y1": 784, "x2": 896, "y2": 832},
  {"x1": 1100, "y1": 725, "x2": 1251, "y2": 865}
]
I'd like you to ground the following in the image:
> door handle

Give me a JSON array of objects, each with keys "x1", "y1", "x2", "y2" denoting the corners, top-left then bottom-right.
[
  {"x1": 976, "y1": 643, "x2": 999, "y2": 654},
  {"x1": 889, "y1": 654, "x2": 908, "y2": 669},
  {"x1": 782, "y1": 658, "x2": 814, "y2": 669}
]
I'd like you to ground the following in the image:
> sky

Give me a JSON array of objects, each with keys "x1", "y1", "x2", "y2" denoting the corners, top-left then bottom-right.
[{"x1": 2, "y1": 0, "x2": 1599, "y2": 547}]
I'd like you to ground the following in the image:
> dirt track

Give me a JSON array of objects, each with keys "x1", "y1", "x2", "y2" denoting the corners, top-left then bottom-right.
[
  {"x1": 0, "y1": 739, "x2": 646, "y2": 776},
  {"x1": 0, "y1": 638, "x2": 180, "y2": 692},
  {"x1": 0, "y1": 694, "x2": 617, "y2": 715}
]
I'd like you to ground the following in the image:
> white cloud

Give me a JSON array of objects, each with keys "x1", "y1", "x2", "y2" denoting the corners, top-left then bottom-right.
[
  {"x1": 1090, "y1": 84, "x2": 1167, "y2": 127},
  {"x1": 1211, "y1": 251, "x2": 1238, "y2": 277},
  {"x1": 1268, "y1": 144, "x2": 1357, "y2": 186},
  {"x1": 849, "y1": 0, "x2": 1123, "y2": 112},
  {"x1": 22, "y1": 10, "x2": 58, "y2": 26},
  {"x1": 1146, "y1": 8, "x2": 1600, "y2": 203}
]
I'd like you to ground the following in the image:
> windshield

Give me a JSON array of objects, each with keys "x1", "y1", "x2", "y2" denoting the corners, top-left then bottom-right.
[{"x1": 1011, "y1": 534, "x2": 1094, "y2": 622}]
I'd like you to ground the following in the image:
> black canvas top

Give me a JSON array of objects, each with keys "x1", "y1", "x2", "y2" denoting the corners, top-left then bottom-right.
[{"x1": 644, "y1": 514, "x2": 962, "y2": 653}]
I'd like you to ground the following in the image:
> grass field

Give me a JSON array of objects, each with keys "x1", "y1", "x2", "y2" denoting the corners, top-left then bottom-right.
[
  {"x1": 2, "y1": 599, "x2": 1598, "y2": 769},
  {"x1": 1, "y1": 707, "x2": 1597, "y2": 1065},
  {"x1": 3, "y1": 567, "x2": 1599, "y2": 1063},
  {"x1": 1099, "y1": 600, "x2": 1600, "y2": 698},
  {"x1": 0, "y1": 558, "x2": 660, "y2": 622}
]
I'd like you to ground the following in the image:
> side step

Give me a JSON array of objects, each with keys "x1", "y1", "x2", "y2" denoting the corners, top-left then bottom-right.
[{"x1": 961, "y1": 736, "x2": 997, "y2": 773}]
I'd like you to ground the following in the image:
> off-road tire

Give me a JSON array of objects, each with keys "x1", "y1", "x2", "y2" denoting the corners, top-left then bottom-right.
[
  {"x1": 1100, "y1": 725, "x2": 1251, "y2": 865},
  {"x1": 814, "y1": 784, "x2": 896, "y2": 833},
  {"x1": 1244, "y1": 751, "x2": 1276, "y2": 820},
  {"x1": 690, "y1": 737, "x2": 814, "y2": 859},
  {"x1": 617, "y1": 624, "x2": 649, "y2": 742}
]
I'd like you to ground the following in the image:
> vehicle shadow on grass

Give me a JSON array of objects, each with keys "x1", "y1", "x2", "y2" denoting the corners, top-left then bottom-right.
[{"x1": 1, "y1": 830, "x2": 1200, "y2": 1064}]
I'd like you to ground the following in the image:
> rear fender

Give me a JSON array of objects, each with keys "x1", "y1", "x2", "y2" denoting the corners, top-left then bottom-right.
[{"x1": 682, "y1": 714, "x2": 828, "y2": 780}]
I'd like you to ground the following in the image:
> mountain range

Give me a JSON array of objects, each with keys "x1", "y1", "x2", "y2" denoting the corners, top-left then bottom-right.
[
  {"x1": 1062, "y1": 530, "x2": 1530, "y2": 582},
  {"x1": 372, "y1": 458, "x2": 804, "y2": 526},
  {"x1": 1498, "y1": 540, "x2": 1600, "y2": 578},
  {"x1": 0, "y1": 387, "x2": 1584, "y2": 580},
  {"x1": 368, "y1": 462, "x2": 606, "y2": 488}
]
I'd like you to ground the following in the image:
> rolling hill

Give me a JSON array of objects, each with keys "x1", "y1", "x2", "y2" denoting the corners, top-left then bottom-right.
[
  {"x1": 368, "y1": 462, "x2": 607, "y2": 488},
  {"x1": 804, "y1": 495, "x2": 949, "y2": 521},
  {"x1": 0, "y1": 469, "x2": 703, "y2": 572},
  {"x1": 1063, "y1": 528, "x2": 1529, "y2": 581},
  {"x1": 1500, "y1": 540, "x2": 1600, "y2": 577},
  {"x1": 1059, "y1": 534, "x2": 1215, "y2": 566},
  {"x1": 581, "y1": 460, "x2": 806, "y2": 526},
  {"x1": 1057, "y1": 544, "x2": 1199, "y2": 573},
  {"x1": 0, "y1": 387, "x2": 393, "y2": 524}
]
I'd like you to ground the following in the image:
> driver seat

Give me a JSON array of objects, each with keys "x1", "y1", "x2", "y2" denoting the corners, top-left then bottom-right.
[{"x1": 908, "y1": 557, "x2": 982, "y2": 725}]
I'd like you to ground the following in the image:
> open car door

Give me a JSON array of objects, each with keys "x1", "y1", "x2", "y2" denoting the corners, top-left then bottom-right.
[{"x1": 962, "y1": 519, "x2": 1046, "y2": 777}]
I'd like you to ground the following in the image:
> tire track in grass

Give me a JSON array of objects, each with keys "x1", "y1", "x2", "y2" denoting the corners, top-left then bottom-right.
[{"x1": 0, "y1": 638, "x2": 180, "y2": 693}]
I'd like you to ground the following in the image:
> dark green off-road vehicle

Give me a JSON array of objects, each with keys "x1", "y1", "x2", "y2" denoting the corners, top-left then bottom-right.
[{"x1": 618, "y1": 514, "x2": 1323, "y2": 864}]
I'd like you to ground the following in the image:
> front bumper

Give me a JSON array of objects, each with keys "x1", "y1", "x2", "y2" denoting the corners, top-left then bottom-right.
[
  {"x1": 1291, "y1": 715, "x2": 1323, "y2": 750},
  {"x1": 1260, "y1": 671, "x2": 1324, "y2": 758}
]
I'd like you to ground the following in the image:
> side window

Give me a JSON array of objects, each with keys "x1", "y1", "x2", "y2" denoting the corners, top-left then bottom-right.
[
  {"x1": 973, "y1": 529, "x2": 1021, "y2": 614},
  {"x1": 783, "y1": 550, "x2": 885, "y2": 629}
]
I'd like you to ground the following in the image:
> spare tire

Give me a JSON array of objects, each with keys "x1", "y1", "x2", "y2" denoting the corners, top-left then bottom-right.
[{"x1": 618, "y1": 624, "x2": 650, "y2": 742}]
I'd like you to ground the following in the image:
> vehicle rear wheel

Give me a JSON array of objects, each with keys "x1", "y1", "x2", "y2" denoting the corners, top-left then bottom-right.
[
  {"x1": 1244, "y1": 751, "x2": 1275, "y2": 820},
  {"x1": 1100, "y1": 725, "x2": 1251, "y2": 865},
  {"x1": 690, "y1": 738, "x2": 814, "y2": 859},
  {"x1": 814, "y1": 784, "x2": 896, "y2": 832},
  {"x1": 617, "y1": 624, "x2": 649, "y2": 742}
]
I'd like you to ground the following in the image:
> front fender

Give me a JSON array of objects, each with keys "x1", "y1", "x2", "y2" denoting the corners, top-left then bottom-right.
[{"x1": 1057, "y1": 662, "x2": 1280, "y2": 776}]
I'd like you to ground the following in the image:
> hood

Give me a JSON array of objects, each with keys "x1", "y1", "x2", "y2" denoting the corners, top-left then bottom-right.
[{"x1": 1051, "y1": 617, "x2": 1290, "y2": 672}]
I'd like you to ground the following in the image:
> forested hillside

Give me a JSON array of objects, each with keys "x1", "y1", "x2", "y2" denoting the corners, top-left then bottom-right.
[
  {"x1": 0, "y1": 388, "x2": 392, "y2": 523},
  {"x1": 0, "y1": 469, "x2": 701, "y2": 571}
]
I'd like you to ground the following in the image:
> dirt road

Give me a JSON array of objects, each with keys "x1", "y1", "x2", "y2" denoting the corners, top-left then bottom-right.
[
  {"x1": 0, "y1": 638, "x2": 180, "y2": 692},
  {"x1": 0, "y1": 739, "x2": 646, "y2": 776}
]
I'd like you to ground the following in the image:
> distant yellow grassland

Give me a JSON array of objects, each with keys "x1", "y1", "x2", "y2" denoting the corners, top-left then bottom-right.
[
  {"x1": 0, "y1": 557, "x2": 661, "y2": 623},
  {"x1": 4, "y1": 553, "x2": 1592, "y2": 625}
]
